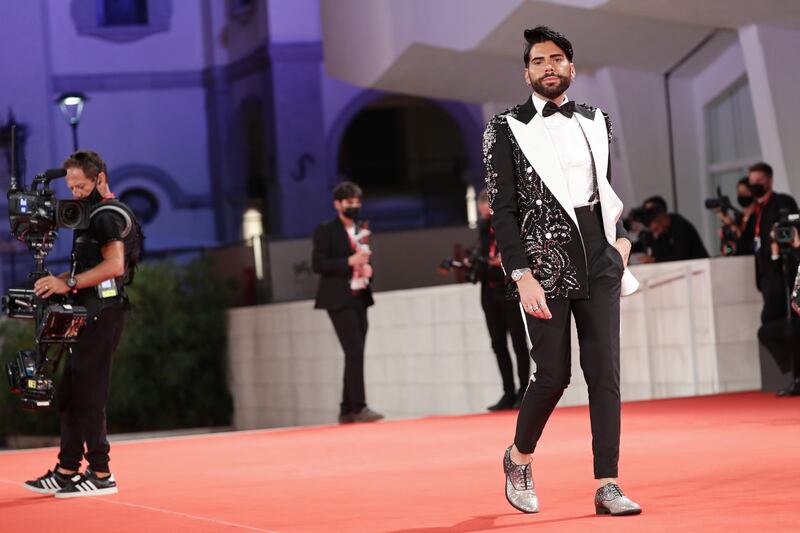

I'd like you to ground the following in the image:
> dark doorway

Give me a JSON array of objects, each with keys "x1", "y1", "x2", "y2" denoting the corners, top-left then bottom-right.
[{"x1": 338, "y1": 96, "x2": 469, "y2": 230}]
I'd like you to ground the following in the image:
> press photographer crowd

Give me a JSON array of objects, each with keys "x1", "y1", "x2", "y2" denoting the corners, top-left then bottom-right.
[{"x1": 605, "y1": 161, "x2": 800, "y2": 396}]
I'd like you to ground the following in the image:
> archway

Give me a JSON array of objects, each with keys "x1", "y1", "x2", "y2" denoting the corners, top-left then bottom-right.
[{"x1": 337, "y1": 95, "x2": 472, "y2": 230}]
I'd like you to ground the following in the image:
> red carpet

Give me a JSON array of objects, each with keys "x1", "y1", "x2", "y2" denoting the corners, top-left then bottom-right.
[{"x1": 1, "y1": 392, "x2": 798, "y2": 532}]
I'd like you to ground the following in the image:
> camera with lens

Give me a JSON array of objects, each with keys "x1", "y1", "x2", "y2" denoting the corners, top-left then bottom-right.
[
  {"x1": 704, "y1": 186, "x2": 743, "y2": 256},
  {"x1": 629, "y1": 206, "x2": 661, "y2": 226},
  {"x1": 7, "y1": 168, "x2": 90, "y2": 247},
  {"x1": 704, "y1": 187, "x2": 737, "y2": 214},
  {"x1": 773, "y1": 210, "x2": 800, "y2": 250},
  {"x1": 438, "y1": 248, "x2": 487, "y2": 284},
  {"x1": 3, "y1": 159, "x2": 90, "y2": 410}
]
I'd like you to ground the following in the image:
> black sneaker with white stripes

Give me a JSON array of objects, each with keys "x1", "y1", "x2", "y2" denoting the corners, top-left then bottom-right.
[
  {"x1": 23, "y1": 466, "x2": 73, "y2": 495},
  {"x1": 54, "y1": 469, "x2": 118, "y2": 498}
]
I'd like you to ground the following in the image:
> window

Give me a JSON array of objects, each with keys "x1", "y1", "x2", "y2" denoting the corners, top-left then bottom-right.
[
  {"x1": 72, "y1": 0, "x2": 171, "y2": 43},
  {"x1": 705, "y1": 77, "x2": 760, "y2": 252},
  {"x1": 97, "y1": 0, "x2": 148, "y2": 27}
]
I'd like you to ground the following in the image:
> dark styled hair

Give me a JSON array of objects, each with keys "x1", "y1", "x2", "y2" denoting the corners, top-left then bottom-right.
[
  {"x1": 748, "y1": 161, "x2": 773, "y2": 178},
  {"x1": 333, "y1": 181, "x2": 362, "y2": 201},
  {"x1": 523, "y1": 26, "x2": 574, "y2": 65},
  {"x1": 643, "y1": 195, "x2": 668, "y2": 213},
  {"x1": 63, "y1": 150, "x2": 108, "y2": 182}
]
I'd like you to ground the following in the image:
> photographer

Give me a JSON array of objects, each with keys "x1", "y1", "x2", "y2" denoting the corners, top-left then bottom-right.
[
  {"x1": 712, "y1": 177, "x2": 755, "y2": 256},
  {"x1": 24, "y1": 151, "x2": 141, "y2": 498},
  {"x1": 758, "y1": 218, "x2": 800, "y2": 396},
  {"x1": 473, "y1": 190, "x2": 530, "y2": 411},
  {"x1": 633, "y1": 196, "x2": 708, "y2": 263},
  {"x1": 739, "y1": 162, "x2": 799, "y2": 324}
]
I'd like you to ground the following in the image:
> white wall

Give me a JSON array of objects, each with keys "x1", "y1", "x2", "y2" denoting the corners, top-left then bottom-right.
[
  {"x1": 46, "y1": 0, "x2": 206, "y2": 74},
  {"x1": 670, "y1": 34, "x2": 747, "y2": 250},
  {"x1": 228, "y1": 257, "x2": 761, "y2": 430},
  {"x1": 0, "y1": 2, "x2": 59, "y2": 183},
  {"x1": 740, "y1": 24, "x2": 800, "y2": 198}
]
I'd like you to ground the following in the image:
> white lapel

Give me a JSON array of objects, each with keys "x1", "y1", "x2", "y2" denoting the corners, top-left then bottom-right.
[
  {"x1": 576, "y1": 107, "x2": 639, "y2": 296},
  {"x1": 506, "y1": 114, "x2": 578, "y2": 228},
  {"x1": 575, "y1": 108, "x2": 622, "y2": 245}
]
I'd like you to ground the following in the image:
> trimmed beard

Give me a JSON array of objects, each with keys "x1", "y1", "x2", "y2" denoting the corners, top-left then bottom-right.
[{"x1": 532, "y1": 73, "x2": 571, "y2": 100}]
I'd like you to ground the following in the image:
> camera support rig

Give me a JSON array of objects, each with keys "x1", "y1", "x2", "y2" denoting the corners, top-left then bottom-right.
[{"x1": 3, "y1": 125, "x2": 89, "y2": 410}]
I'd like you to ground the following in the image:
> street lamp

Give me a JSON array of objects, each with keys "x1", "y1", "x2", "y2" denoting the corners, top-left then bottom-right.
[{"x1": 55, "y1": 92, "x2": 88, "y2": 152}]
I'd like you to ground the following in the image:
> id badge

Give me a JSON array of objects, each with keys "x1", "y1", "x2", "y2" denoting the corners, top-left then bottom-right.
[{"x1": 97, "y1": 278, "x2": 119, "y2": 299}]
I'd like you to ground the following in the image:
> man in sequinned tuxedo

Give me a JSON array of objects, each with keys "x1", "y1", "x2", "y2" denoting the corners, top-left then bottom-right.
[{"x1": 485, "y1": 26, "x2": 641, "y2": 516}]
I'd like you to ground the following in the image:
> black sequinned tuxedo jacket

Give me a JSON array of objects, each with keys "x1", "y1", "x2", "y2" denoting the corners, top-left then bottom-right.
[{"x1": 483, "y1": 96, "x2": 639, "y2": 301}]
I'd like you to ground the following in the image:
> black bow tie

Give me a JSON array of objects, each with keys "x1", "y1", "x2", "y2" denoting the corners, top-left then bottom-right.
[{"x1": 542, "y1": 100, "x2": 575, "y2": 118}]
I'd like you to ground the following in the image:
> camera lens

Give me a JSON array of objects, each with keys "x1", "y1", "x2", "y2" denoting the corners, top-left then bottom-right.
[{"x1": 56, "y1": 200, "x2": 88, "y2": 229}]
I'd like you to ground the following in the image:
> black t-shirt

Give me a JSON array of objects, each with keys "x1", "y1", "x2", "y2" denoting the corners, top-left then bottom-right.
[
  {"x1": 650, "y1": 213, "x2": 709, "y2": 263},
  {"x1": 91, "y1": 210, "x2": 126, "y2": 247},
  {"x1": 72, "y1": 204, "x2": 135, "y2": 315}
]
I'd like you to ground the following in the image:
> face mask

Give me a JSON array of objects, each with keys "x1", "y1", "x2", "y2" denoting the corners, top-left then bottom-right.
[
  {"x1": 87, "y1": 184, "x2": 105, "y2": 206},
  {"x1": 342, "y1": 206, "x2": 361, "y2": 221},
  {"x1": 737, "y1": 195, "x2": 754, "y2": 208},
  {"x1": 749, "y1": 184, "x2": 767, "y2": 198}
]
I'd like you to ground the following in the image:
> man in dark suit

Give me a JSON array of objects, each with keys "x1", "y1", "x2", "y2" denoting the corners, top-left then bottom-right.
[
  {"x1": 485, "y1": 26, "x2": 641, "y2": 516},
  {"x1": 312, "y1": 181, "x2": 383, "y2": 424},
  {"x1": 738, "y1": 162, "x2": 799, "y2": 324}
]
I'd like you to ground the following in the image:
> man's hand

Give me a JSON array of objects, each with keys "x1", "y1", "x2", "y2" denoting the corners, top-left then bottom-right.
[
  {"x1": 362, "y1": 263, "x2": 373, "y2": 279},
  {"x1": 612, "y1": 238, "x2": 632, "y2": 268},
  {"x1": 518, "y1": 272, "x2": 551, "y2": 320},
  {"x1": 33, "y1": 275, "x2": 70, "y2": 299},
  {"x1": 348, "y1": 249, "x2": 371, "y2": 267}
]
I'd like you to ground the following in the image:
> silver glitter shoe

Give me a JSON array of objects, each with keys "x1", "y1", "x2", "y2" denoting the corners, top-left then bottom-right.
[
  {"x1": 503, "y1": 446, "x2": 539, "y2": 513},
  {"x1": 594, "y1": 483, "x2": 642, "y2": 516}
]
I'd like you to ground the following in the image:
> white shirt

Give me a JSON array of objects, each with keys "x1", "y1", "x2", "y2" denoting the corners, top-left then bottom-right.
[
  {"x1": 346, "y1": 224, "x2": 371, "y2": 291},
  {"x1": 531, "y1": 93, "x2": 595, "y2": 208}
]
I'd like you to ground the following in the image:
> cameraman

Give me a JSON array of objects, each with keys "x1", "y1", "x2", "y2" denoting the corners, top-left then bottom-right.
[
  {"x1": 739, "y1": 162, "x2": 799, "y2": 324},
  {"x1": 635, "y1": 196, "x2": 708, "y2": 263},
  {"x1": 473, "y1": 190, "x2": 530, "y2": 411},
  {"x1": 24, "y1": 151, "x2": 141, "y2": 498},
  {"x1": 759, "y1": 227, "x2": 800, "y2": 397},
  {"x1": 713, "y1": 177, "x2": 755, "y2": 256}
]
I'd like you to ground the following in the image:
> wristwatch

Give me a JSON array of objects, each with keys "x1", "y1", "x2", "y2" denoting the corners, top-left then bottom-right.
[
  {"x1": 510, "y1": 268, "x2": 531, "y2": 282},
  {"x1": 66, "y1": 276, "x2": 78, "y2": 292}
]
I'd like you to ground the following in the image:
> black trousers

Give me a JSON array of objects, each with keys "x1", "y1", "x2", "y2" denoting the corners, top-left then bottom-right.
[
  {"x1": 514, "y1": 206, "x2": 623, "y2": 479},
  {"x1": 58, "y1": 306, "x2": 127, "y2": 473},
  {"x1": 481, "y1": 283, "x2": 530, "y2": 395},
  {"x1": 327, "y1": 294, "x2": 369, "y2": 415},
  {"x1": 759, "y1": 275, "x2": 791, "y2": 324}
]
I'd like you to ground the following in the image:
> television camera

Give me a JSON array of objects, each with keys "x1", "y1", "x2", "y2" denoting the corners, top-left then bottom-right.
[{"x1": 3, "y1": 126, "x2": 90, "y2": 410}]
